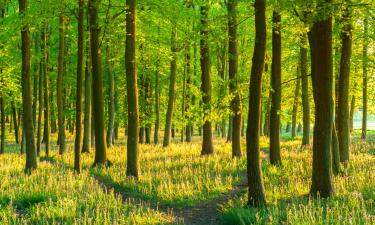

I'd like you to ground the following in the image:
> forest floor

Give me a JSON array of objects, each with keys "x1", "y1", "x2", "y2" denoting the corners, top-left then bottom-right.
[{"x1": 0, "y1": 130, "x2": 374, "y2": 224}]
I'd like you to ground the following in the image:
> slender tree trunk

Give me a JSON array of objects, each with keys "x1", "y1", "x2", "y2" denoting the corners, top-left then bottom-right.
[
  {"x1": 349, "y1": 95, "x2": 355, "y2": 133},
  {"x1": 106, "y1": 45, "x2": 115, "y2": 148},
  {"x1": 163, "y1": 28, "x2": 177, "y2": 147},
  {"x1": 145, "y1": 76, "x2": 151, "y2": 144},
  {"x1": 361, "y1": 16, "x2": 368, "y2": 140},
  {"x1": 82, "y1": 13, "x2": 91, "y2": 153},
  {"x1": 41, "y1": 29, "x2": 50, "y2": 157},
  {"x1": 227, "y1": 117, "x2": 232, "y2": 142},
  {"x1": 331, "y1": 122, "x2": 340, "y2": 175},
  {"x1": 247, "y1": 0, "x2": 266, "y2": 207},
  {"x1": 185, "y1": 45, "x2": 192, "y2": 143},
  {"x1": 74, "y1": 0, "x2": 84, "y2": 173},
  {"x1": 300, "y1": 34, "x2": 310, "y2": 146},
  {"x1": 200, "y1": 4, "x2": 214, "y2": 155},
  {"x1": 37, "y1": 60, "x2": 43, "y2": 157},
  {"x1": 269, "y1": 11, "x2": 282, "y2": 165},
  {"x1": 19, "y1": 0, "x2": 37, "y2": 172},
  {"x1": 0, "y1": 97, "x2": 5, "y2": 154},
  {"x1": 32, "y1": 56, "x2": 38, "y2": 129},
  {"x1": 11, "y1": 102, "x2": 19, "y2": 144},
  {"x1": 308, "y1": 0, "x2": 334, "y2": 197},
  {"x1": 125, "y1": 0, "x2": 139, "y2": 179},
  {"x1": 154, "y1": 64, "x2": 160, "y2": 144},
  {"x1": 228, "y1": 0, "x2": 241, "y2": 158},
  {"x1": 57, "y1": 12, "x2": 66, "y2": 155},
  {"x1": 89, "y1": 0, "x2": 109, "y2": 166},
  {"x1": 292, "y1": 74, "x2": 300, "y2": 138}
]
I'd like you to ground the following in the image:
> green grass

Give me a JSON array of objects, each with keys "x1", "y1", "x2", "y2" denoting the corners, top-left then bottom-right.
[{"x1": 0, "y1": 130, "x2": 374, "y2": 224}]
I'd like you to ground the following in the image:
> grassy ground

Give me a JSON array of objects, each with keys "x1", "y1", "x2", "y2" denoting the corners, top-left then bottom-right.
[{"x1": 0, "y1": 130, "x2": 374, "y2": 224}]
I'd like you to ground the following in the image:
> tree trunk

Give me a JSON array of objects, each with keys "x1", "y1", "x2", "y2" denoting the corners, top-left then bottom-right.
[
  {"x1": 89, "y1": 0, "x2": 109, "y2": 166},
  {"x1": 200, "y1": 4, "x2": 214, "y2": 155},
  {"x1": 292, "y1": 73, "x2": 300, "y2": 138},
  {"x1": 19, "y1": 0, "x2": 37, "y2": 172},
  {"x1": 349, "y1": 95, "x2": 355, "y2": 133},
  {"x1": 106, "y1": 45, "x2": 115, "y2": 148},
  {"x1": 125, "y1": 0, "x2": 139, "y2": 179},
  {"x1": 37, "y1": 59, "x2": 43, "y2": 157},
  {"x1": 227, "y1": 117, "x2": 232, "y2": 142},
  {"x1": 228, "y1": 0, "x2": 241, "y2": 158},
  {"x1": 163, "y1": 28, "x2": 177, "y2": 147},
  {"x1": 41, "y1": 29, "x2": 50, "y2": 157},
  {"x1": 331, "y1": 122, "x2": 340, "y2": 175},
  {"x1": 337, "y1": 9, "x2": 352, "y2": 163},
  {"x1": 11, "y1": 102, "x2": 19, "y2": 144},
  {"x1": 185, "y1": 45, "x2": 192, "y2": 143},
  {"x1": 0, "y1": 97, "x2": 5, "y2": 154},
  {"x1": 308, "y1": 0, "x2": 334, "y2": 197},
  {"x1": 57, "y1": 12, "x2": 66, "y2": 155},
  {"x1": 74, "y1": 0, "x2": 84, "y2": 173},
  {"x1": 145, "y1": 76, "x2": 151, "y2": 144},
  {"x1": 246, "y1": 0, "x2": 266, "y2": 207},
  {"x1": 269, "y1": 11, "x2": 282, "y2": 165},
  {"x1": 82, "y1": 11, "x2": 91, "y2": 153},
  {"x1": 154, "y1": 64, "x2": 160, "y2": 144},
  {"x1": 361, "y1": 16, "x2": 368, "y2": 140},
  {"x1": 300, "y1": 34, "x2": 310, "y2": 146}
]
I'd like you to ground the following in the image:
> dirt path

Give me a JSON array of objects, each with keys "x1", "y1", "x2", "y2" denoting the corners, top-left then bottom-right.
[{"x1": 92, "y1": 173, "x2": 247, "y2": 225}]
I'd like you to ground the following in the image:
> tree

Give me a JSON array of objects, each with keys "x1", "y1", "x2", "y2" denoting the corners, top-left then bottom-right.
[
  {"x1": 291, "y1": 73, "x2": 300, "y2": 138},
  {"x1": 228, "y1": 0, "x2": 241, "y2": 158},
  {"x1": 106, "y1": 45, "x2": 115, "y2": 148},
  {"x1": 246, "y1": 0, "x2": 267, "y2": 207},
  {"x1": 41, "y1": 27, "x2": 50, "y2": 157},
  {"x1": 57, "y1": 8, "x2": 66, "y2": 155},
  {"x1": 361, "y1": 15, "x2": 368, "y2": 140},
  {"x1": 89, "y1": 0, "x2": 109, "y2": 166},
  {"x1": 163, "y1": 28, "x2": 177, "y2": 147},
  {"x1": 19, "y1": 0, "x2": 37, "y2": 172},
  {"x1": 125, "y1": 0, "x2": 139, "y2": 179},
  {"x1": 200, "y1": 3, "x2": 214, "y2": 155},
  {"x1": 337, "y1": 8, "x2": 352, "y2": 163},
  {"x1": 308, "y1": 0, "x2": 334, "y2": 198},
  {"x1": 74, "y1": 0, "x2": 84, "y2": 173},
  {"x1": 0, "y1": 97, "x2": 4, "y2": 154},
  {"x1": 300, "y1": 34, "x2": 310, "y2": 146},
  {"x1": 269, "y1": 10, "x2": 282, "y2": 165}
]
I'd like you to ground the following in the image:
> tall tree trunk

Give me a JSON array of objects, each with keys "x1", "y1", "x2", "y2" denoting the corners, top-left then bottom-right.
[
  {"x1": 226, "y1": 117, "x2": 232, "y2": 142},
  {"x1": 349, "y1": 95, "x2": 355, "y2": 133},
  {"x1": 144, "y1": 76, "x2": 151, "y2": 144},
  {"x1": 300, "y1": 34, "x2": 310, "y2": 146},
  {"x1": 228, "y1": 0, "x2": 241, "y2": 158},
  {"x1": 200, "y1": 4, "x2": 214, "y2": 155},
  {"x1": 19, "y1": 0, "x2": 37, "y2": 172},
  {"x1": 37, "y1": 60, "x2": 43, "y2": 157},
  {"x1": 291, "y1": 74, "x2": 300, "y2": 138},
  {"x1": 125, "y1": 0, "x2": 139, "y2": 179},
  {"x1": 11, "y1": 102, "x2": 19, "y2": 144},
  {"x1": 308, "y1": 0, "x2": 334, "y2": 197},
  {"x1": 270, "y1": 11, "x2": 282, "y2": 165},
  {"x1": 82, "y1": 12, "x2": 91, "y2": 153},
  {"x1": 106, "y1": 45, "x2": 115, "y2": 148},
  {"x1": 0, "y1": 97, "x2": 5, "y2": 154},
  {"x1": 154, "y1": 63, "x2": 160, "y2": 144},
  {"x1": 57, "y1": 12, "x2": 66, "y2": 154},
  {"x1": 32, "y1": 53, "x2": 38, "y2": 129},
  {"x1": 361, "y1": 16, "x2": 368, "y2": 140},
  {"x1": 246, "y1": 0, "x2": 266, "y2": 207},
  {"x1": 337, "y1": 9, "x2": 352, "y2": 163},
  {"x1": 89, "y1": 0, "x2": 109, "y2": 166},
  {"x1": 163, "y1": 28, "x2": 177, "y2": 147},
  {"x1": 74, "y1": 0, "x2": 84, "y2": 173},
  {"x1": 331, "y1": 122, "x2": 340, "y2": 175},
  {"x1": 185, "y1": 45, "x2": 192, "y2": 143},
  {"x1": 41, "y1": 28, "x2": 50, "y2": 157}
]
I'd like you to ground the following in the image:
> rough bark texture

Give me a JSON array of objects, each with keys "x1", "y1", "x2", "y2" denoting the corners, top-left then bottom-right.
[
  {"x1": 269, "y1": 11, "x2": 282, "y2": 165},
  {"x1": 200, "y1": 4, "x2": 214, "y2": 155},
  {"x1": 125, "y1": 0, "x2": 139, "y2": 179},
  {"x1": 19, "y1": 0, "x2": 37, "y2": 172},
  {"x1": 300, "y1": 34, "x2": 310, "y2": 145},
  {"x1": 89, "y1": 0, "x2": 109, "y2": 166},
  {"x1": 228, "y1": 0, "x2": 241, "y2": 158},
  {"x1": 361, "y1": 16, "x2": 368, "y2": 140},
  {"x1": 163, "y1": 28, "x2": 177, "y2": 147},
  {"x1": 246, "y1": 0, "x2": 266, "y2": 207},
  {"x1": 308, "y1": 0, "x2": 334, "y2": 197},
  {"x1": 57, "y1": 12, "x2": 66, "y2": 155},
  {"x1": 337, "y1": 10, "x2": 352, "y2": 163},
  {"x1": 74, "y1": 0, "x2": 84, "y2": 173}
]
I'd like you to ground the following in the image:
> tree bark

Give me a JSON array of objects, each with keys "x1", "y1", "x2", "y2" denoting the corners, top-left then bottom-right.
[
  {"x1": 125, "y1": 0, "x2": 139, "y2": 179},
  {"x1": 200, "y1": 4, "x2": 214, "y2": 155},
  {"x1": 292, "y1": 73, "x2": 300, "y2": 138},
  {"x1": 154, "y1": 63, "x2": 160, "y2": 144},
  {"x1": 331, "y1": 122, "x2": 340, "y2": 175},
  {"x1": 41, "y1": 28, "x2": 50, "y2": 157},
  {"x1": 37, "y1": 59, "x2": 43, "y2": 157},
  {"x1": 74, "y1": 0, "x2": 84, "y2": 173},
  {"x1": 163, "y1": 28, "x2": 177, "y2": 147},
  {"x1": 349, "y1": 95, "x2": 355, "y2": 133},
  {"x1": 308, "y1": 0, "x2": 334, "y2": 197},
  {"x1": 19, "y1": 0, "x2": 37, "y2": 172},
  {"x1": 89, "y1": 0, "x2": 109, "y2": 166},
  {"x1": 361, "y1": 16, "x2": 368, "y2": 140},
  {"x1": 57, "y1": 12, "x2": 66, "y2": 155},
  {"x1": 11, "y1": 102, "x2": 19, "y2": 144},
  {"x1": 106, "y1": 45, "x2": 115, "y2": 147},
  {"x1": 228, "y1": 0, "x2": 241, "y2": 158},
  {"x1": 270, "y1": 11, "x2": 282, "y2": 165},
  {"x1": 0, "y1": 97, "x2": 5, "y2": 154},
  {"x1": 246, "y1": 0, "x2": 266, "y2": 207},
  {"x1": 82, "y1": 10, "x2": 91, "y2": 153}
]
